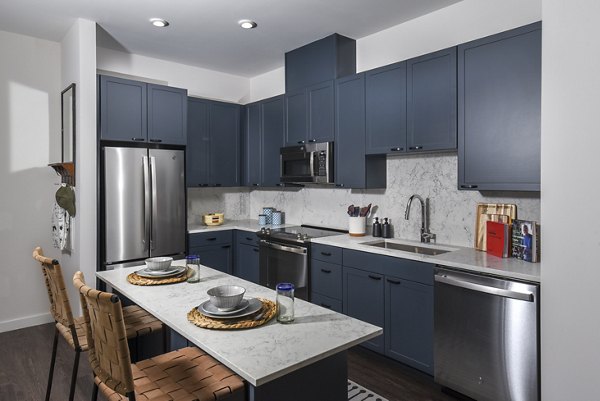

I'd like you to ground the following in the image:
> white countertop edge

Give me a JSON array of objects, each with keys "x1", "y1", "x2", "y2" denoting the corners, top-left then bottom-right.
[
  {"x1": 311, "y1": 235, "x2": 541, "y2": 283},
  {"x1": 188, "y1": 219, "x2": 296, "y2": 234}
]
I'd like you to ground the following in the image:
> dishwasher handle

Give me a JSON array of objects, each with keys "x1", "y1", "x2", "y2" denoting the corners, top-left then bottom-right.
[{"x1": 435, "y1": 274, "x2": 534, "y2": 302}]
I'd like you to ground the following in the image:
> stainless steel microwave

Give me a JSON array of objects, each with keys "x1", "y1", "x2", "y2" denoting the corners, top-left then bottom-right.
[{"x1": 280, "y1": 142, "x2": 334, "y2": 184}]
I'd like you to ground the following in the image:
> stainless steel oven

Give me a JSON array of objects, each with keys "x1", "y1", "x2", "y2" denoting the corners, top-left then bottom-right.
[
  {"x1": 280, "y1": 142, "x2": 333, "y2": 184},
  {"x1": 259, "y1": 240, "x2": 309, "y2": 300}
]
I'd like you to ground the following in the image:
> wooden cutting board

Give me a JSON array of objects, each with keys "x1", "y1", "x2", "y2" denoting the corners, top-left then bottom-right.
[{"x1": 475, "y1": 203, "x2": 517, "y2": 251}]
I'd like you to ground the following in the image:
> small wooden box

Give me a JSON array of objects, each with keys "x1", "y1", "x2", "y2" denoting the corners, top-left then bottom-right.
[{"x1": 203, "y1": 213, "x2": 224, "y2": 226}]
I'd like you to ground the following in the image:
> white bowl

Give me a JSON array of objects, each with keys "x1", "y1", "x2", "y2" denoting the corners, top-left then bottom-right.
[
  {"x1": 207, "y1": 285, "x2": 246, "y2": 311},
  {"x1": 145, "y1": 257, "x2": 173, "y2": 271}
]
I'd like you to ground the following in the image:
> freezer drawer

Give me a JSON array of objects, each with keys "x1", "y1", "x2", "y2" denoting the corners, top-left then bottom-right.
[{"x1": 434, "y1": 268, "x2": 539, "y2": 401}]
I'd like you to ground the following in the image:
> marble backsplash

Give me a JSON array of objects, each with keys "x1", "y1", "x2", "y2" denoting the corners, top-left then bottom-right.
[{"x1": 188, "y1": 153, "x2": 540, "y2": 248}]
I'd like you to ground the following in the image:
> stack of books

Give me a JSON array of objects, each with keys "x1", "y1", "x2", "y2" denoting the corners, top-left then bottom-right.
[
  {"x1": 511, "y1": 219, "x2": 540, "y2": 263},
  {"x1": 486, "y1": 221, "x2": 511, "y2": 258}
]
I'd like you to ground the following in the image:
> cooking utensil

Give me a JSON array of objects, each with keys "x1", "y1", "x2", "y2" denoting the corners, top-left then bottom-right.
[
  {"x1": 364, "y1": 203, "x2": 372, "y2": 217},
  {"x1": 347, "y1": 204, "x2": 354, "y2": 216},
  {"x1": 354, "y1": 206, "x2": 360, "y2": 217}
]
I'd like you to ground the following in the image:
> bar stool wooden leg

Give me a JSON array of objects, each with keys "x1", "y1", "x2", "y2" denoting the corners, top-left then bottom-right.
[
  {"x1": 45, "y1": 327, "x2": 59, "y2": 401},
  {"x1": 68, "y1": 349, "x2": 81, "y2": 401}
]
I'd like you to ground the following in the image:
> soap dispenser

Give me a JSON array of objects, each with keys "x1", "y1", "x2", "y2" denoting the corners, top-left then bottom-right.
[
  {"x1": 372, "y1": 217, "x2": 382, "y2": 237},
  {"x1": 382, "y1": 218, "x2": 392, "y2": 238}
]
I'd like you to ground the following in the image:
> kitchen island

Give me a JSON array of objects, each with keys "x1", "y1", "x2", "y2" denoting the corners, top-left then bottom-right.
[{"x1": 96, "y1": 263, "x2": 381, "y2": 401}]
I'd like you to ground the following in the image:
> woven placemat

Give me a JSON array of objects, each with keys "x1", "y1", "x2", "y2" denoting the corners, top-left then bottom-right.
[
  {"x1": 187, "y1": 298, "x2": 276, "y2": 330},
  {"x1": 127, "y1": 267, "x2": 191, "y2": 286}
]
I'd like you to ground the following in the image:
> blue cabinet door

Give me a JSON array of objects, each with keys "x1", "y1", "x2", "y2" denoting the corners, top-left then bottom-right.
[
  {"x1": 343, "y1": 266, "x2": 384, "y2": 353},
  {"x1": 458, "y1": 22, "x2": 541, "y2": 191},
  {"x1": 234, "y1": 243, "x2": 260, "y2": 284},
  {"x1": 366, "y1": 62, "x2": 407, "y2": 154},
  {"x1": 186, "y1": 98, "x2": 210, "y2": 187},
  {"x1": 407, "y1": 47, "x2": 457, "y2": 153},
  {"x1": 147, "y1": 84, "x2": 187, "y2": 145},
  {"x1": 242, "y1": 102, "x2": 262, "y2": 187},
  {"x1": 209, "y1": 101, "x2": 241, "y2": 187},
  {"x1": 261, "y1": 95, "x2": 285, "y2": 187},
  {"x1": 307, "y1": 80, "x2": 335, "y2": 143},
  {"x1": 285, "y1": 88, "x2": 308, "y2": 146},
  {"x1": 99, "y1": 75, "x2": 147, "y2": 142},
  {"x1": 385, "y1": 275, "x2": 434, "y2": 374},
  {"x1": 191, "y1": 244, "x2": 233, "y2": 274}
]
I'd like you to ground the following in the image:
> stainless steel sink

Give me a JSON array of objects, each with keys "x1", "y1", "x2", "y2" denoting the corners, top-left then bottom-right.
[{"x1": 362, "y1": 240, "x2": 453, "y2": 256}]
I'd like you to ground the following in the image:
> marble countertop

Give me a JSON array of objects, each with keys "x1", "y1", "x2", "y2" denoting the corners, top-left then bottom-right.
[
  {"x1": 312, "y1": 234, "x2": 541, "y2": 283},
  {"x1": 96, "y1": 263, "x2": 382, "y2": 386},
  {"x1": 188, "y1": 219, "x2": 295, "y2": 234}
]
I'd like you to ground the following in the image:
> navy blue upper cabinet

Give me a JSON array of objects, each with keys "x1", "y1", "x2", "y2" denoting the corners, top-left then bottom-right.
[
  {"x1": 99, "y1": 75, "x2": 187, "y2": 145},
  {"x1": 284, "y1": 88, "x2": 307, "y2": 146},
  {"x1": 186, "y1": 98, "x2": 210, "y2": 186},
  {"x1": 365, "y1": 62, "x2": 407, "y2": 154},
  {"x1": 458, "y1": 22, "x2": 541, "y2": 191},
  {"x1": 99, "y1": 75, "x2": 147, "y2": 142},
  {"x1": 209, "y1": 101, "x2": 241, "y2": 187},
  {"x1": 147, "y1": 84, "x2": 187, "y2": 145},
  {"x1": 335, "y1": 73, "x2": 386, "y2": 189},
  {"x1": 406, "y1": 47, "x2": 457, "y2": 153},
  {"x1": 285, "y1": 34, "x2": 356, "y2": 92},
  {"x1": 187, "y1": 98, "x2": 241, "y2": 187},
  {"x1": 260, "y1": 96, "x2": 285, "y2": 186},
  {"x1": 242, "y1": 95, "x2": 285, "y2": 187},
  {"x1": 307, "y1": 80, "x2": 335, "y2": 143}
]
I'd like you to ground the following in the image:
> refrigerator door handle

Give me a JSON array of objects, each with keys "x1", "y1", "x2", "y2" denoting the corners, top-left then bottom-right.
[
  {"x1": 150, "y1": 156, "x2": 158, "y2": 251},
  {"x1": 142, "y1": 156, "x2": 151, "y2": 251}
]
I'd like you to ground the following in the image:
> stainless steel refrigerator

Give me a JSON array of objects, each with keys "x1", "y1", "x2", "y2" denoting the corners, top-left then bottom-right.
[{"x1": 102, "y1": 146, "x2": 185, "y2": 270}]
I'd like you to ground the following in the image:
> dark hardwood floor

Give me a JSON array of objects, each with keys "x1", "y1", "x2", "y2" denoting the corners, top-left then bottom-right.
[{"x1": 0, "y1": 323, "x2": 457, "y2": 401}]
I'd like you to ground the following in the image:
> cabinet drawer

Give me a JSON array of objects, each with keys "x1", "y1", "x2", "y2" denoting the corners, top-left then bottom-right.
[
  {"x1": 236, "y1": 230, "x2": 259, "y2": 246},
  {"x1": 311, "y1": 260, "x2": 342, "y2": 300},
  {"x1": 343, "y1": 249, "x2": 433, "y2": 285},
  {"x1": 311, "y1": 293, "x2": 343, "y2": 313},
  {"x1": 311, "y1": 244, "x2": 342, "y2": 264},
  {"x1": 188, "y1": 230, "x2": 232, "y2": 247}
]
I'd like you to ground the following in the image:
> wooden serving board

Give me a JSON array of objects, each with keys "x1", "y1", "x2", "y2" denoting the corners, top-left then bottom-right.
[{"x1": 475, "y1": 203, "x2": 517, "y2": 251}]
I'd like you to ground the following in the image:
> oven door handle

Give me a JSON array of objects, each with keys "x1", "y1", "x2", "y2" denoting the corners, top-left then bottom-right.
[{"x1": 261, "y1": 241, "x2": 307, "y2": 255}]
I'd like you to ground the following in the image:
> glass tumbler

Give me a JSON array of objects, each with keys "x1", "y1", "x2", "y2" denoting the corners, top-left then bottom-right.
[
  {"x1": 186, "y1": 255, "x2": 200, "y2": 283},
  {"x1": 276, "y1": 283, "x2": 295, "y2": 323}
]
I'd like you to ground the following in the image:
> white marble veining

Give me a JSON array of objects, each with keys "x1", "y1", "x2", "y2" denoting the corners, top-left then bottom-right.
[
  {"x1": 313, "y1": 234, "x2": 541, "y2": 282},
  {"x1": 187, "y1": 187, "x2": 250, "y2": 225},
  {"x1": 96, "y1": 264, "x2": 381, "y2": 386},
  {"x1": 188, "y1": 219, "x2": 294, "y2": 234}
]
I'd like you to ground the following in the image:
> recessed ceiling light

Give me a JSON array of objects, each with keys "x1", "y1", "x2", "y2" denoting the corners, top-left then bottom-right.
[
  {"x1": 150, "y1": 18, "x2": 169, "y2": 28},
  {"x1": 238, "y1": 19, "x2": 257, "y2": 29}
]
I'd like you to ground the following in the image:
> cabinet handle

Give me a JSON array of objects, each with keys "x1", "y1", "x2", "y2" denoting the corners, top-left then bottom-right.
[
  {"x1": 387, "y1": 278, "x2": 401, "y2": 285},
  {"x1": 297, "y1": 140, "x2": 306, "y2": 144},
  {"x1": 252, "y1": 183, "x2": 260, "y2": 187},
  {"x1": 132, "y1": 137, "x2": 145, "y2": 142},
  {"x1": 246, "y1": 237, "x2": 254, "y2": 241},
  {"x1": 320, "y1": 269, "x2": 332, "y2": 274},
  {"x1": 320, "y1": 303, "x2": 332, "y2": 309},
  {"x1": 335, "y1": 184, "x2": 344, "y2": 187},
  {"x1": 253, "y1": 248, "x2": 259, "y2": 252},
  {"x1": 390, "y1": 147, "x2": 404, "y2": 151},
  {"x1": 149, "y1": 138, "x2": 162, "y2": 143},
  {"x1": 222, "y1": 245, "x2": 231, "y2": 249},
  {"x1": 206, "y1": 237, "x2": 217, "y2": 241},
  {"x1": 408, "y1": 146, "x2": 423, "y2": 150},
  {"x1": 460, "y1": 185, "x2": 478, "y2": 189},
  {"x1": 368, "y1": 274, "x2": 382, "y2": 281},
  {"x1": 320, "y1": 252, "x2": 332, "y2": 256},
  {"x1": 276, "y1": 183, "x2": 284, "y2": 187},
  {"x1": 214, "y1": 184, "x2": 222, "y2": 187},
  {"x1": 308, "y1": 139, "x2": 317, "y2": 143},
  {"x1": 198, "y1": 184, "x2": 209, "y2": 187}
]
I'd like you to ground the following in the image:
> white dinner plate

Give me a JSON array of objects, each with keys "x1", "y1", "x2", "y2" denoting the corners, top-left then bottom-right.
[
  {"x1": 197, "y1": 298, "x2": 262, "y2": 319},
  {"x1": 135, "y1": 265, "x2": 186, "y2": 278},
  {"x1": 200, "y1": 299, "x2": 250, "y2": 316}
]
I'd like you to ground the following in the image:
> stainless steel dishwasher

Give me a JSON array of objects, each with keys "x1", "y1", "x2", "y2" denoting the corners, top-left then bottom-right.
[{"x1": 434, "y1": 267, "x2": 539, "y2": 401}]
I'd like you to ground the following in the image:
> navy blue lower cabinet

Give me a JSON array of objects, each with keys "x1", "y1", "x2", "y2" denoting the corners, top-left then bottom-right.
[
  {"x1": 385, "y1": 275, "x2": 434, "y2": 374},
  {"x1": 234, "y1": 243, "x2": 260, "y2": 284},
  {"x1": 343, "y1": 266, "x2": 385, "y2": 353},
  {"x1": 190, "y1": 244, "x2": 232, "y2": 274},
  {"x1": 311, "y1": 292, "x2": 343, "y2": 313}
]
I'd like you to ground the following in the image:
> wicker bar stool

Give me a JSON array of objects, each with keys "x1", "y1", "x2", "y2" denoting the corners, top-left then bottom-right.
[
  {"x1": 73, "y1": 271, "x2": 245, "y2": 401},
  {"x1": 32, "y1": 247, "x2": 165, "y2": 401}
]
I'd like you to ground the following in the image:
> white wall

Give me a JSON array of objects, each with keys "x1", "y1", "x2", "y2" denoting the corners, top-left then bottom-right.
[
  {"x1": 97, "y1": 47, "x2": 250, "y2": 104},
  {"x1": 0, "y1": 30, "x2": 61, "y2": 331},
  {"x1": 540, "y1": 0, "x2": 600, "y2": 398},
  {"x1": 59, "y1": 19, "x2": 97, "y2": 309},
  {"x1": 248, "y1": 67, "x2": 285, "y2": 102}
]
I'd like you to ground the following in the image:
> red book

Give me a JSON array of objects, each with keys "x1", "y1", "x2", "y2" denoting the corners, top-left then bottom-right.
[{"x1": 486, "y1": 221, "x2": 510, "y2": 258}]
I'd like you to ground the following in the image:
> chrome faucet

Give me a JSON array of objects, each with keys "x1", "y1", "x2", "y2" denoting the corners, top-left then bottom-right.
[{"x1": 405, "y1": 195, "x2": 436, "y2": 243}]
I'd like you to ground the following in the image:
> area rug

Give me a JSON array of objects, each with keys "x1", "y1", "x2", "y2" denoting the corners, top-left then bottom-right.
[{"x1": 348, "y1": 379, "x2": 389, "y2": 401}]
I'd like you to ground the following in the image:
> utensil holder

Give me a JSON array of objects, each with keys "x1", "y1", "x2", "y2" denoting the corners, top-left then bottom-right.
[{"x1": 348, "y1": 216, "x2": 366, "y2": 237}]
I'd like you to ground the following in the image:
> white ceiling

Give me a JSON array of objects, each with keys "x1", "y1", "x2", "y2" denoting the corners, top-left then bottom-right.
[{"x1": 0, "y1": 0, "x2": 460, "y2": 77}]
